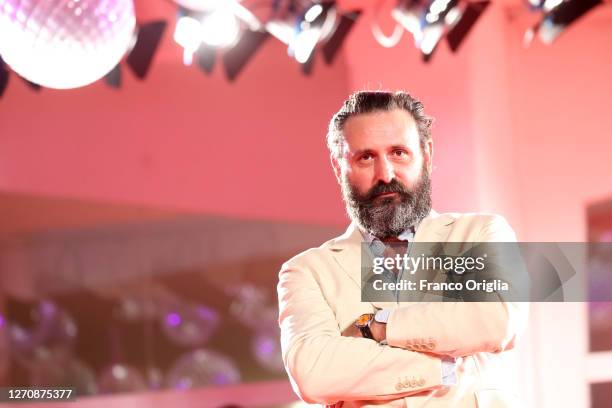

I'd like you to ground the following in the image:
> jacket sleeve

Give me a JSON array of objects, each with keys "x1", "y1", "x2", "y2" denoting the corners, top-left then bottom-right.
[
  {"x1": 278, "y1": 261, "x2": 446, "y2": 405},
  {"x1": 385, "y1": 215, "x2": 529, "y2": 357}
]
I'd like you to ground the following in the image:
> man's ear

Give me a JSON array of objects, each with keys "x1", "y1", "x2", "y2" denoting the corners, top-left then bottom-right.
[
  {"x1": 424, "y1": 139, "x2": 434, "y2": 174},
  {"x1": 331, "y1": 154, "x2": 342, "y2": 184}
]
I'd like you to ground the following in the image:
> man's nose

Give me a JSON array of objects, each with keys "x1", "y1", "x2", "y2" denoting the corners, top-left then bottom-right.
[{"x1": 375, "y1": 157, "x2": 395, "y2": 184}]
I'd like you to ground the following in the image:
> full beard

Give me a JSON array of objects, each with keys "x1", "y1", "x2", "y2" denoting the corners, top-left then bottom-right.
[{"x1": 341, "y1": 164, "x2": 432, "y2": 240}]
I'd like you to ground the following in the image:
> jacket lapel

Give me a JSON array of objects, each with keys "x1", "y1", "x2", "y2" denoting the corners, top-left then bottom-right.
[
  {"x1": 328, "y1": 210, "x2": 457, "y2": 305},
  {"x1": 328, "y1": 222, "x2": 363, "y2": 288}
]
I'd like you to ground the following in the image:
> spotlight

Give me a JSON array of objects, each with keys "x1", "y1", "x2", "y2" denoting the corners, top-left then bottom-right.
[
  {"x1": 172, "y1": 2, "x2": 267, "y2": 80},
  {"x1": 266, "y1": 1, "x2": 357, "y2": 67},
  {"x1": 174, "y1": 15, "x2": 205, "y2": 65},
  {"x1": 446, "y1": 1, "x2": 490, "y2": 52},
  {"x1": 127, "y1": 21, "x2": 167, "y2": 78},
  {"x1": 201, "y1": 5, "x2": 241, "y2": 48},
  {"x1": 195, "y1": 42, "x2": 217, "y2": 74},
  {"x1": 104, "y1": 64, "x2": 122, "y2": 89},
  {"x1": 543, "y1": 0, "x2": 563, "y2": 12},
  {"x1": 393, "y1": 0, "x2": 489, "y2": 61},
  {"x1": 420, "y1": 24, "x2": 445, "y2": 60},
  {"x1": 222, "y1": 29, "x2": 269, "y2": 81},
  {"x1": 536, "y1": 0, "x2": 602, "y2": 44},
  {"x1": 305, "y1": 4, "x2": 324, "y2": 22},
  {"x1": 173, "y1": 3, "x2": 252, "y2": 68},
  {"x1": 393, "y1": 0, "x2": 459, "y2": 60},
  {"x1": 322, "y1": 10, "x2": 362, "y2": 64}
]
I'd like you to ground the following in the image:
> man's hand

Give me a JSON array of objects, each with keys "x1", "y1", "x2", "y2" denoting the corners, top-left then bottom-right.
[
  {"x1": 370, "y1": 320, "x2": 387, "y2": 343},
  {"x1": 341, "y1": 323, "x2": 363, "y2": 338},
  {"x1": 342, "y1": 320, "x2": 387, "y2": 343},
  {"x1": 341, "y1": 318, "x2": 387, "y2": 342}
]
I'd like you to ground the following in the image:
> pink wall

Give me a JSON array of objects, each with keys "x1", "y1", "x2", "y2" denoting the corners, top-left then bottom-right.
[
  {"x1": 0, "y1": 0, "x2": 488, "y2": 229},
  {"x1": 507, "y1": 6, "x2": 612, "y2": 241},
  {"x1": 0, "y1": 0, "x2": 358, "y2": 226},
  {"x1": 0, "y1": 37, "x2": 352, "y2": 226},
  {"x1": 0, "y1": 2, "x2": 609, "y2": 233}
]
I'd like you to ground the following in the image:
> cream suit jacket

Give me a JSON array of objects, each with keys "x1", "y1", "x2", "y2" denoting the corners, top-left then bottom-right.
[{"x1": 277, "y1": 211, "x2": 528, "y2": 408}]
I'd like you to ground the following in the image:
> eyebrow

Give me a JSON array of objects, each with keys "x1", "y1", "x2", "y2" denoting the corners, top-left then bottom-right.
[
  {"x1": 351, "y1": 145, "x2": 412, "y2": 156},
  {"x1": 390, "y1": 145, "x2": 411, "y2": 151}
]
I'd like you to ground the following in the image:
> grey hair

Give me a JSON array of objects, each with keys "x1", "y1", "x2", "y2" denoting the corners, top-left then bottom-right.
[{"x1": 326, "y1": 90, "x2": 434, "y2": 159}]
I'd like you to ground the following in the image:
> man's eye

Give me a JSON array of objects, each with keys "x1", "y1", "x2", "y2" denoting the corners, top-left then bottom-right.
[
  {"x1": 360, "y1": 154, "x2": 373, "y2": 161},
  {"x1": 392, "y1": 150, "x2": 407, "y2": 157}
]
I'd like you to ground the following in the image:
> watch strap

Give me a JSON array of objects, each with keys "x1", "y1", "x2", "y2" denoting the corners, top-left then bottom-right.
[{"x1": 355, "y1": 313, "x2": 375, "y2": 340}]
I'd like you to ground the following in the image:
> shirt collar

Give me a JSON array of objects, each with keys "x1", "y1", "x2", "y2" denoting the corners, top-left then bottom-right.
[{"x1": 360, "y1": 224, "x2": 417, "y2": 257}]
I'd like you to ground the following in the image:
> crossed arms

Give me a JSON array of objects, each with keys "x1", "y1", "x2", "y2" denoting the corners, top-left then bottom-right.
[{"x1": 277, "y1": 217, "x2": 528, "y2": 405}]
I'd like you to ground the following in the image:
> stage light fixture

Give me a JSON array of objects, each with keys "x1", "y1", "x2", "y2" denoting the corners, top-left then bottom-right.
[
  {"x1": 170, "y1": 1, "x2": 357, "y2": 76},
  {"x1": 104, "y1": 64, "x2": 122, "y2": 89},
  {"x1": 525, "y1": 0, "x2": 602, "y2": 45},
  {"x1": 222, "y1": 29, "x2": 269, "y2": 80},
  {"x1": 322, "y1": 9, "x2": 362, "y2": 64},
  {"x1": 195, "y1": 43, "x2": 217, "y2": 74},
  {"x1": 392, "y1": 0, "x2": 489, "y2": 61},
  {"x1": 200, "y1": 5, "x2": 241, "y2": 48},
  {"x1": 266, "y1": 1, "x2": 351, "y2": 66},
  {"x1": 446, "y1": 1, "x2": 490, "y2": 52},
  {"x1": 171, "y1": 3, "x2": 268, "y2": 80},
  {"x1": 539, "y1": 0, "x2": 602, "y2": 44},
  {"x1": 127, "y1": 21, "x2": 167, "y2": 78},
  {"x1": 392, "y1": 0, "x2": 457, "y2": 60},
  {"x1": 173, "y1": 2, "x2": 255, "y2": 67},
  {"x1": 174, "y1": 15, "x2": 205, "y2": 65},
  {"x1": 264, "y1": 1, "x2": 361, "y2": 69}
]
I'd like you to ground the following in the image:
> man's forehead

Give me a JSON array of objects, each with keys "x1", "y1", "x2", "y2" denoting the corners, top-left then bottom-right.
[{"x1": 341, "y1": 109, "x2": 420, "y2": 150}]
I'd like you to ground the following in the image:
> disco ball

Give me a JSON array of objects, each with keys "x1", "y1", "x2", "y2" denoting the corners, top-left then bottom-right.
[
  {"x1": 160, "y1": 303, "x2": 219, "y2": 347},
  {"x1": 97, "y1": 363, "x2": 147, "y2": 394},
  {"x1": 228, "y1": 284, "x2": 277, "y2": 331},
  {"x1": 0, "y1": 0, "x2": 136, "y2": 89},
  {"x1": 29, "y1": 353, "x2": 98, "y2": 395},
  {"x1": 8, "y1": 301, "x2": 78, "y2": 363},
  {"x1": 115, "y1": 296, "x2": 161, "y2": 322},
  {"x1": 251, "y1": 330, "x2": 284, "y2": 373},
  {"x1": 167, "y1": 349, "x2": 240, "y2": 389}
]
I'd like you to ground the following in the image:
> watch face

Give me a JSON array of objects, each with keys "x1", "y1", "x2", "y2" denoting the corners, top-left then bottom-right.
[{"x1": 356, "y1": 314, "x2": 373, "y2": 327}]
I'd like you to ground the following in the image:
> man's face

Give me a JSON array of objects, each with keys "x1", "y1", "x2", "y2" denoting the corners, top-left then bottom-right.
[{"x1": 332, "y1": 109, "x2": 434, "y2": 239}]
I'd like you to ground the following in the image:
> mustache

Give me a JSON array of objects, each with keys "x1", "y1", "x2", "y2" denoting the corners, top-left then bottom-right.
[{"x1": 362, "y1": 179, "x2": 411, "y2": 202}]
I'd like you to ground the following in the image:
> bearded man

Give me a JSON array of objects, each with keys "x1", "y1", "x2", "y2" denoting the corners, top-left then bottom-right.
[{"x1": 277, "y1": 91, "x2": 528, "y2": 408}]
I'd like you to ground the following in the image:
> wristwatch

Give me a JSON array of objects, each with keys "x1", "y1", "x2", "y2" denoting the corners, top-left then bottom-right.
[{"x1": 354, "y1": 313, "x2": 375, "y2": 339}]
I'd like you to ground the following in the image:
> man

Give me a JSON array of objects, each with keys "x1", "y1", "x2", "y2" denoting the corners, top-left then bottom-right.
[{"x1": 277, "y1": 91, "x2": 527, "y2": 407}]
